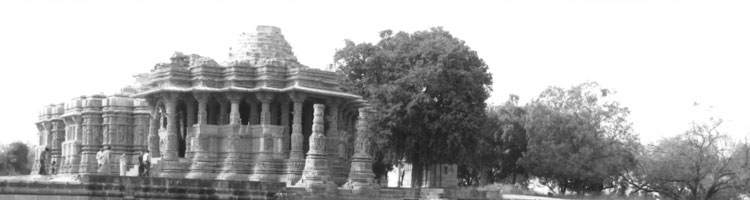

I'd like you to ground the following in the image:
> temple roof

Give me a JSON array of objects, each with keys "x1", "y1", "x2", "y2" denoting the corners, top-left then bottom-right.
[
  {"x1": 226, "y1": 25, "x2": 304, "y2": 68},
  {"x1": 132, "y1": 26, "x2": 363, "y2": 101}
]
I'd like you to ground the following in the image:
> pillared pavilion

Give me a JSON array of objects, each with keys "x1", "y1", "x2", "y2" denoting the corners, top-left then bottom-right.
[{"x1": 33, "y1": 26, "x2": 378, "y2": 190}]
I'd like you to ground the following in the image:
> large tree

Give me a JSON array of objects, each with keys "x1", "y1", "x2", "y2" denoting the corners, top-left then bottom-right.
[
  {"x1": 520, "y1": 82, "x2": 639, "y2": 194},
  {"x1": 334, "y1": 27, "x2": 492, "y2": 186},
  {"x1": 626, "y1": 118, "x2": 750, "y2": 200}
]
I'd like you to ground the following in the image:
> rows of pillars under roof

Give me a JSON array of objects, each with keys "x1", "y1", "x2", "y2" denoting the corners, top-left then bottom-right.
[{"x1": 145, "y1": 91, "x2": 362, "y2": 179}]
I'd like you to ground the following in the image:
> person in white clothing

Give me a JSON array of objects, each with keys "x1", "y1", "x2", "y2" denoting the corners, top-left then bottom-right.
[
  {"x1": 141, "y1": 150, "x2": 151, "y2": 177},
  {"x1": 119, "y1": 153, "x2": 127, "y2": 176},
  {"x1": 97, "y1": 146, "x2": 111, "y2": 174}
]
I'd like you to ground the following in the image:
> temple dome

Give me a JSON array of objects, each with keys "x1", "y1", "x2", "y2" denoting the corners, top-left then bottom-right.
[{"x1": 227, "y1": 25, "x2": 301, "y2": 67}]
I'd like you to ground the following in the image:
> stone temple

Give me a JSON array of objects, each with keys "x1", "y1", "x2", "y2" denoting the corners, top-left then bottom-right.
[
  {"x1": 7, "y1": 26, "x2": 500, "y2": 200},
  {"x1": 32, "y1": 25, "x2": 376, "y2": 188}
]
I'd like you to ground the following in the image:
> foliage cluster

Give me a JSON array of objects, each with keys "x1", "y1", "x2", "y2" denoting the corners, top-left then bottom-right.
[{"x1": 0, "y1": 142, "x2": 33, "y2": 176}]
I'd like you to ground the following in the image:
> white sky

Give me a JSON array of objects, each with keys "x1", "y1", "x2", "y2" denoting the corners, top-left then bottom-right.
[{"x1": 0, "y1": 0, "x2": 748, "y2": 145}]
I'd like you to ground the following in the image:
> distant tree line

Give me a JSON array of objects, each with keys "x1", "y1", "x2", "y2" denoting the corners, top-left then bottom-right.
[{"x1": 460, "y1": 82, "x2": 750, "y2": 200}]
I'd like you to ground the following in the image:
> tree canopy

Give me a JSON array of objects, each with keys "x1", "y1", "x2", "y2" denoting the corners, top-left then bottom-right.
[
  {"x1": 334, "y1": 27, "x2": 492, "y2": 186},
  {"x1": 520, "y1": 82, "x2": 639, "y2": 194}
]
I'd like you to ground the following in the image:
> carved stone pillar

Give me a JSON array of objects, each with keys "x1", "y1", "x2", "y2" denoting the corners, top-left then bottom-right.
[
  {"x1": 195, "y1": 93, "x2": 208, "y2": 125},
  {"x1": 50, "y1": 119, "x2": 65, "y2": 173},
  {"x1": 257, "y1": 93, "x2": 273, "y2": 125},
  {"x1": 30, "y1": 122, "x2": 46, "y2": 175},
  {"x1": 289, "y1": 92, "x2": 306, "y2": 160},
  {"x1": 45, "y1": 121, "x2": 54, "y2": 151},
  {"x1": 184, "y1": 98, "x2": 196, "y2": 159},
  {"x1": 100, "y1": 98, "x2": 116, "y2": 175},
  {"x1": 294, "y1": 104, "x2": 336, "y2": 192},
  {"x1": 78, "y1": 95, "x2": 104, "y2": 174},
  {"x1": 62, "y1": 115, "x2": 83, "y2": 174},
  {"x1": 280, "y1": 98, "x2": 290, "y2": 157},
  {"x1": 133, "y1": 99, "x2": 151, "y2": 169},
  {"x1": 343, "y1": 108, "x2": 379, "y2": 192},
  {"x1": 185, "y1": 92, "x2": 218, "y2": 180},
  {"x1": 162, "y1": 93, "x2": 179, "y2": 161},
  {"x1": 147, "y1": 101, "x2": 161, "y2": 158},
  {"x1": 159, "y1": 93, "x2": 187, "y2": 178},
  {"x1": 283, "y1": 92, "x2": 306, "y2": 185},
  {"x1": 227, "y1": 93, "x2": 242, "y2": 125},
  {"x1": 250, "y1": 92, "x2": 279, "y2": 182}
]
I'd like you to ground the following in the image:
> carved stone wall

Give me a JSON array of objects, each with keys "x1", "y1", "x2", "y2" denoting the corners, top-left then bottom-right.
[
  {"x1": 102, "y1": 94, "x2": 136, "y2": 175},
  {"x1": 79, "y1": 95, "x2": 105, "y2": 174},
  {"x1": 61, "y1": 97, "x2": 85, "y2": 174}
]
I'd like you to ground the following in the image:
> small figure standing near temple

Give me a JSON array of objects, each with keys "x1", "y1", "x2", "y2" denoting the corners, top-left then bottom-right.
[
  {"x1": 96, "y1": 148, "x2": 104, "y2": 168},
  {"x1": 97, "y1": 146, "x2": 112, "y2": 174},
  {"x1": 50, "y1": 161, "x2": 57, "y2": 175},
  {"x1": 119, "y1": 153, "x2": 127, "y2": 176},
  {"x1": 137, "y1": 151, "x2": 145, "y2": 176},
  {"x1": 141, "y1": 150, "x2": 151, "y2": 177},
  {"x1": 38, "y1": 147, "x2": 50, "y2": 175}
]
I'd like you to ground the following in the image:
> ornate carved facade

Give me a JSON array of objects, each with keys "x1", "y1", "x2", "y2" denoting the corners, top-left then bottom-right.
[{"x1": 33, "y1": 26, "x2": 377, "y2": 190}]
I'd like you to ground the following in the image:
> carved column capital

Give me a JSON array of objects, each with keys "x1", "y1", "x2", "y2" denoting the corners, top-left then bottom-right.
[
  {"x1": 193, "y1": 92, "x2": 209, "y2": 103},
  {"x1": 225, "y1": 92, "x2": 243, "y2": 103},
  {"x1": 288, "y1": 92, "x2": 306, "y2": 103},
  {"x1": 255, "y1": 92, "x2": 274, "y2": 125},
  {"x1": 161, "y1": 92, "x2": 180, "y2": 106},
  {"x1": 71, "y1": 115, "x2": 83, "y2": 125},
  {"x1": 35, "y1": 122, "x2": 45, "y2": 133},
  {"x1": 145, "y1": 96, "x2": 160, "y2": 106},
  {"x1": 255, "y1": 92, "x2": 274, "y2": 103}
]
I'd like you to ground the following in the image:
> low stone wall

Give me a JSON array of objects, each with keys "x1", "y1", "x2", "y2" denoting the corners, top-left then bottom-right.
[{"x1": 0, "y1": 175, "x2": 507, "y2": 200}]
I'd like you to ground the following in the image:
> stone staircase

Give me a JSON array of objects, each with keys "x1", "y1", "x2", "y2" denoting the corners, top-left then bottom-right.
[{"x1": 123, "y1": 157, "x2": 164, "y2": 177}]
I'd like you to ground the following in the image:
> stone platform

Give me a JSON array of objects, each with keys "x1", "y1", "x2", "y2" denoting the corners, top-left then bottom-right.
[
  {"x1": 0, "y1": 175, "x2": 284, "y2": 200},
  {"x1": 0, "y1": 175, "x2": 507, "y2": 200}
]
